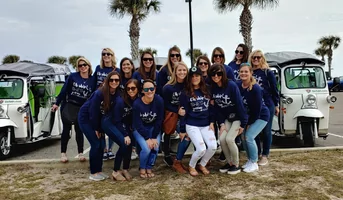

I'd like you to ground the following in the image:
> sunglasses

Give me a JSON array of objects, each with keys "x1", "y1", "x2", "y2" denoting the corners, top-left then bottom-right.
[
  {"x1": 142, "y1": 87, "x2": 155, "y2": 92},
  {"x1": 126, "y1": 86, "x2": 137, "y2": 91},
  {"x1": 109, "y1": 78, "x2": 120, "y2": 83},
  {"x1": 235, "y1": 50, "x2": 244, "y2": 55},
  {"x1": 213, "y1": 54, "x2": 224, "y2": 58},
  {"x1": 199, "y1": 62, "x2": 208, "y2": 66},
  {"x1": 102, "y1": 53, "x2": 112, "y2": 56},
  {"x1": 170, "y1": 54, "x2": 181, "y2": 58},
  {"x1": 252, "y1": 56, "x2": 262, "y2": 60},
  {"x1": 78, "y1": 64, "x2": 88, "y2": 68},
  {"x1": 142, "y1": 58, "x2": 154, "y2": 62},
  {"x1": 211, "y1": 71, "x2": 224, "y2": 77}
]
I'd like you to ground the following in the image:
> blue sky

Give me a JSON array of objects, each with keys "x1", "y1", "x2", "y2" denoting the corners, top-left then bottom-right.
[{"x1": 0, "y1": 0, "x2": 342, "y2": 76}]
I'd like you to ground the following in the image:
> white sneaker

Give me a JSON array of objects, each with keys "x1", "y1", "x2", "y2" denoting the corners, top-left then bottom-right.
[
  {"x1": 242, "y1": 160, "x2": 251, "y2": 169},
  {"x1": 170, "y1": 131, "x2": 180, "y2": 139},
  {"x1": 131, "y1": 151, "x2": 138, "y2": 160},
  {"x1": 243, "y1": 162, "x2": 259, "y2": 173}
]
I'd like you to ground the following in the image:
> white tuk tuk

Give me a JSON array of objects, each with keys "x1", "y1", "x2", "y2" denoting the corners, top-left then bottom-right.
[
  {"x1": 0, "y1": 62, "x2": 70, "y2": 159},
  {"x1": 265, "y1": 52, "x2": 337, "y2": 147}
]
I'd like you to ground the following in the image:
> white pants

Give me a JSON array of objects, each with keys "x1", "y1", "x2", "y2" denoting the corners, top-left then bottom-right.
[
  {"x1": 186, "y1": 125, "x2": 217, "y2": 168},
  {"x1": 219, "y1": 120, "x2": 241, "y2": 166}
]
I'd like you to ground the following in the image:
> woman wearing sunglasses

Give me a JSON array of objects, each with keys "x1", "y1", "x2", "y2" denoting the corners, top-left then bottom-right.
[
  {"x1": 196, "y1": 55, "x2": 211, "y2": 84},
  {"x1": 157, "y1": 45, "x2": 182, "y2": 95},
  {"x1": 209, "y1": 64, "x2": 248, "y2": 175},
  {"x1": 237, "y1": 63, "x2": 270, "y2": 173},
  {"x1": 133, "y1": 51, "x2": 158, "y2": 87},
  {"x1": 161, "y1": 61, "x2": 189, "y2": 171},
  {"x1": 52, "y1": 57, "x2": 95, "y2": 163},
  {"x1": 101, "y1": 78, "x2": 139, "y2": 181},
  {"x1": 211, "y1": 47, "x2": 235, "y2": 81},
  {"x1": 133, "y1": 79, "x2": 164, "y2": 178},
  {"x1": 180, "y1": 66, "x2": 217, "y2": 176},
  {"x1": 78, "y1": 71, "x2": 121, "y2": 181},
  {"x1": 249, "y1": 50, "x2": 279, "y2": 166},
  {"x1": 228, "y1": 44, "x2": 249, "y2": 80}
]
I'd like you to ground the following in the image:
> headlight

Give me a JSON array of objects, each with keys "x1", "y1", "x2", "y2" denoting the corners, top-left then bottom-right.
[
  {"x1": 0, "y1": 105, "x2": 9, "y2": 119},
  {"x1": 327, "y1": 95, "x2": 337, "y2": 103},
  {"x1": 306, "y1": 94, "x2": 316, "y2": 105},
  {"x1": 282, "y1": 97, "x2": 293, "y2": 104}
]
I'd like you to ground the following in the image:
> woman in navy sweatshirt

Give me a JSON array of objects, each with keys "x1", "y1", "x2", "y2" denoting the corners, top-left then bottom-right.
[
  {"x1": 179, "y1": 66, "x2": 217, "y2": 176},
  {"x1": 52, "y1": 57, "x2": 95, "y2": 163},
  {"x1": 211, "y1": 47, "x2": 235, "y2": 81},
  {"x1": 249, "y1": 50, "x2": 280, "y2": 166},
  {"x1": 119, "y1": 57, "x2": 135, "y2": 91},
  {"x1": 228, "y1": 43, "x2": 249, "y2": 80},
  {"x1": 78, "y1": 71, "x2": 121, "y2": 181},
  {"x1": 157, "y1": 45, "x2": 182, "y2": 95},
  {"x1": 161, "y1": 61, "x2": 189, "y2": 172},
  {"x1": 196, "y1": 55, "x2": 211, "y2": 84},
  {"x1": 93, "y1": 48, "x2": 120, "y2": 161},
  {"x1": 132, "y1": 51, "x2": 158, "y2": 87},
  {"x1": 209, "y1": 63, "x2": 248, "y2": 175},
  {"x1": 133, "y1": 79, "x2": 164, "y2": 178},
  {"x1": 237, "y1": 63, "x2": 270, "y2": 173}
]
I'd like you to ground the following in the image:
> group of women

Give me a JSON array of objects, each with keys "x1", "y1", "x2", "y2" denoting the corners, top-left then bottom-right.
[{"x1": 52, "y1": 44, "x2": 279, "y2": 181}]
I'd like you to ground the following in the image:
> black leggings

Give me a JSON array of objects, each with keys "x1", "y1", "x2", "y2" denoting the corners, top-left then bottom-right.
[
  {"x1": 163, "y1": 134, "x2": 171, "y2": 157},
  {"x1": 61, "y1": 115, "x2": 84, "y2": 154}
]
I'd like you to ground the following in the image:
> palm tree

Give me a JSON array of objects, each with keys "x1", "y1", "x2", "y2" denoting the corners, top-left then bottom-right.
[
  {"x1": 47, "y1": 56, "x2": 67, "y2": 65},
  {"x1": 68, "y1": 55, "x2": 83, "y2": 69},
  {"x1": 139, "y1": 47, "x2": 158, "y2": 56},
  {"x1": 314, "y1": 47, "x2": 327, "y2": 62},
  {"x1": 186, "y1": 48, "x2": 206, "y2": 64},
  {"x1": 109, "y1": 0, "x2": 161, "y2": 60},
  {"x1": 2, "y1": 55, "x2": 20, "y2": 64},
  {"x1": 213, "y1": 0, "x2": 279, "y2": 52},
  {"x1": 318, "y1": 35, "x2": 341, "y2": 78}
]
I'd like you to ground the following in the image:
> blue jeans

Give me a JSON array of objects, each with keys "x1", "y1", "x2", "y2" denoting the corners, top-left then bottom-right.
[
  {"x1": 133, "y1": 128, "x2": 161, "y2": 169},
  {"x1": 241, "y1": 119, "x2": 268, "y2": 163},
  {"x1": 176, "y1": 138, "x2": 191, "y2": 161},
  {"x1": 108, "y1": 139, "x2": 114, "y2": 151},
  {"x1": 102, "y1": 118, "x2": 132, "y2": 171},
  {"x1": 79, "y1": 123, "x2": 105, "y2": 174},
  {"x1": 255, "y1": 103, "x2": 275, "y2": 157}
]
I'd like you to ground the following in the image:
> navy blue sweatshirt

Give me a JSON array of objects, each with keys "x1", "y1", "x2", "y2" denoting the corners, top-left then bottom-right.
[
  {"x1": 253, "y1": 68, "x2": 279, "y2": 107},
  {"x1": 119, "y1": 75, "x2": 132, "y2": 90},
  {"x1": 179, "y1": 89, "x2": 214, "y2": 133},
  {"x1": 112, "y1": 96, "x2": 134, "y2": 137},
  {"x1": 156, "y1": 66, "x2": 171, "y2": 95},
  {"x1": 78, "y1": 89, "x2": 117, "y2": 131},
  {"x1": 132, "y1": 71, "x2": 158, "y2": 86},
  {"x1": 93, "y1": 65, "x2": 120, "y2": 88},
  {"x1": 132, "y1": 95, "x2": 164, "y2": 140},
  {"x1": 162, "y1": 82, "x2": 185, "y2": 113},
  {"x1": 228, "y1": 61, "x2": 240, "y2": 81},
  {"x1": 56, "y1": 72, "x2": 95, "y2": 107},
  {"x1": 236, "y1": 81, "x2": 270, "y2": 125},
  {"x1": 211, "y1": 80, "x2": 248, "y2": 128},
  {"x1": 224, "y1": 64, "x2": 236, "y2": 81}
]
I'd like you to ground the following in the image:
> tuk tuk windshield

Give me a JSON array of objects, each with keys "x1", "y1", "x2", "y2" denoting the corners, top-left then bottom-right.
[
  {"x1": 0, "y1": 78, "x2": 24, "y2": 99},
  {"x1": 284, "y1": 66, "x2": 326, "y2": 89}
]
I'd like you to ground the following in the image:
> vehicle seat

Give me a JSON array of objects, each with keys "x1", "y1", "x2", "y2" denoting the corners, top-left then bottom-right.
[{"x1": 28, "y1": 88, "x2": 35, "y2": 120}]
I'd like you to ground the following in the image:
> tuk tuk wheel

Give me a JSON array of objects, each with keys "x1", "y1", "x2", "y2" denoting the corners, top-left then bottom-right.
[
  {"x1": 0, "y1": 134, "x2": 11, "y2": 160},
  {"x1": 301, "y1": 122, "x2": 315, "y2": 147}
]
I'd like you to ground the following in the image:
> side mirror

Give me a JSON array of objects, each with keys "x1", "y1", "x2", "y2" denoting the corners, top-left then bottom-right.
[{"x1": 37, "y1": 88, "x2": 45, "y2": 98}]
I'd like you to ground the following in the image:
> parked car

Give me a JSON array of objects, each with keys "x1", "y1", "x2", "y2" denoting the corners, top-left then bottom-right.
[{"x1": 328, "y1": 76, "x2": 343, "y2": 92}]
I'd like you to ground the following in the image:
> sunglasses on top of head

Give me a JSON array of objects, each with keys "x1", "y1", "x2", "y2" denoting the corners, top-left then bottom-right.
[
  {"x1": 78, "y1": 63, "x2": 88, "y2": 68},
  {"x1": 211, "y1": 71, "x2": 224, "y2": 77},
  {"x1": 213, "y1": 54, "x2": 224, "y2": 58},
  {"x1": 170, "y1": 53, "x2": 181, "y2": 58},
  {"x1": 126, "y1": 86, "x2": 137, "y2": 91},
  {"x1": 109, "y1": 78, "x2": 120, "y2": 83},
  {"x1": 235, "y1": 50, "x2": 244, "y2": 55},
  {"x1": 142, "y1": 58, "x2": 154, "y2": 62},
  {"x1": 142, "y1": 87, "x2": 155, "y2": 92},
  {"x1": 102, "y1": 53, "x2": 112, "y2": 56}
]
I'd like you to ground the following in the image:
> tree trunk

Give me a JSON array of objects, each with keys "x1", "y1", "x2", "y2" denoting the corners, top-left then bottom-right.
[
  {"x1": 239, "y1": 5, "x2": 253, "y2": 53},
  {"x1": 327, "y1": 49, "x2": 333, "y2": 78},
  {"x1": 129, "y1": 16, "x2": 140, "y2": 60}
]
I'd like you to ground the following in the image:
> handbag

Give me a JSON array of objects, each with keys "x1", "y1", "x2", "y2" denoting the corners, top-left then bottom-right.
[
  {"x1": 62, "y1": 102, "x2": 81, "y2": 123},
  {"x1": 163, "y1": 110, "x2": 179, "y2": 135}
]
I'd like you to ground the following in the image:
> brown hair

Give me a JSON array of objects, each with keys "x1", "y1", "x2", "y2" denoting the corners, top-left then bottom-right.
[
  {"x1": 211, "y1": 47, "x2": 226, "y2": 64},
  {"x1": 233, "y1": 43, "x2": 249, "y2": 63},
  {"x1": 123, "y1": 79, "x2": 139, "y2": 106},
  {"x1": 138, "y1": 51, "x2": 157, "y2": 80},
  {"x1": 120, "y1": 57, "x2": 135, "y2": 78},
  {"x1": 185, "y1": 72, "x2": 210, "y2": 99},
  {"x1": 100, "y1": 71, "x2": 121, "y2": 114},
  {"x1": 161, "y1": 45, "x2": 182, "y2": 76},
  {"x1": 209, "y1": 64, "x2": 228, "y2": 89},
  {"x1": 196, "y1": 55, "x2": 211, "y2": 76}
]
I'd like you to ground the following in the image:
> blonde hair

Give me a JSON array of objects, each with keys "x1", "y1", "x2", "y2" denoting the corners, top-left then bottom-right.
[
  {"x1": 240, "y1": 63, "x2": 256, "y2": 91},
  {"x1": 248, "y1": 49, "x2": 269, "y2": 70},
  {"x1": 100, "y1": 48, "x2": 117, "y2": 69},
  {"x1": 166, "y1": 61, "x2": 188, "y2": 86},
  {"x1": 76, "y1": 57, "x2": 93, "y2": 75},
  {"x1": 161, "y1": 45, "x2": 182, "y2": 76}
]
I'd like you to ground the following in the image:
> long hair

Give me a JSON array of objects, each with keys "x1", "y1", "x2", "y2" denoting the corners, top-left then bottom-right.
[
  {"x1": 240, "y1": 63, "x2": 257, "y2": 91},
  {"x1": 120, "y1": 57, "x2": 135, "y2": 78},
  {"x1": 166, "y1": 61, "x2": 188, "y2": 86},
  {"x1": 211, "y1": 47, "x2": 226, "y2": 64},
  {"x1": 209, "y1": 63, "x2": 228, "y2": 89},
  {"x1": 100, "y1": 71, "x2": 121, "y2": 114},
  {"x1": 100, "y1": 48, "x2": 117, "y2": 69},
  {"x1": 76, "y1": 57, "x2": 93, "y2": 75},
  {"x1": 248, "y1": 49, "x2": 269, "y2": 69},
  {"x1": 123, "y1": 79, "x2": 139, "y2": 106},
  {"x1": 138, "y1": 51, "x2": 157, "y2": 80},
  {"x1": 196, "y1": 55, "x2": 211, "y2": 75},
  {"x1": 233, "y1": 43, "x2": 249, "y2": 63},
  {"x1": 185, "y1": 72, "x2": 210, "y2": 99},
  {"x1": 161, "y1": 45, "x2": 182, "y2": 76}
]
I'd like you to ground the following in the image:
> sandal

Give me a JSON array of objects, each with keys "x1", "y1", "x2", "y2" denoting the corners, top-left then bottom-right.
[
  {"x1": 61, "y1": 153, "x2": 68, "y2": 163},
  {"x1": 146, "y1": 170, "x2": 155, "y2": 178},
  {"x1": 111, "y1": 171, "x2": 126, "y2": 181},
  {"x1": 78, "y1": 153, "x2": 86, "y2": 162},
  {"x1": 122, "y1": 170, "x2": 132, "y2": 181},
  {"x1": 198, "y1": 165, "x2": 210, "y2": 175},
  {"x1": 189, "y1": 167, "x2": 198, "y2": 176},
  {"x1": 140, "y1": 169, "x2": 148, "y2": 179}
]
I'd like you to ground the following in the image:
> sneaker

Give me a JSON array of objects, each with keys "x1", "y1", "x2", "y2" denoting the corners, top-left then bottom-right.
[
  {"x1": 242, "y1": 160, "x2": 252, "y2": 169},
  {"x1": 60, "y1": 153, "x2": 68, "y2": 163},
  {"x1": 219, "y1": 163, "x2": 231, "y2": 173},
  {"x1": 170, "y1": 131, "x2": 180, "y2": 139},
  {"x1": 258, "y1": 156, "x2": 269, "y2": 166},
  {"x1": 98, "y1": 172, "x2": 109, "y2": 179},
  {"x1": 78, "y1": 153, "x2": 86, "y2": 162},
  {"x1": 172, "y1": 160, "x2": 187, "y2": 174},
  {"x1": 164, "y1": 156, "x2": 173, "y2": 167},
  {"x1": 227, "y1": 166, "x2": 241, "y2": 175},
  {"x1": 107, "y1": 151, "x2": 115, "y2": 160},
  {"x1": 89, "y1": 173, "x2": 105, "y2": 181},
  {"x1": 131, "y1": 151, "x2": 138, "y2": 160},
  {"x1": 218, "y1": 152, "x2": 226, "y2": 163},
  {"x1": 243, "y1": 162, "x2": 259, "y2": 173},
  {"x1": 103, "y1": 152, "x2": 108, "y2": 161}
]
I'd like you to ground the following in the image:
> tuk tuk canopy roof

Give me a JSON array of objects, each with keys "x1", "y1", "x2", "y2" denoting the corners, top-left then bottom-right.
[
  {"x1": 265, "y1": 51, "x2": 325, "y2": 68},
  {"x1": 0, "y1": 62, "x2": 71, "y2": 77}
]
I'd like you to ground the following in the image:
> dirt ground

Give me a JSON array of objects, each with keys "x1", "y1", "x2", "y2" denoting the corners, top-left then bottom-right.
[{"x1": 0, "y1": 149, "x2": 343, "y2": 200}]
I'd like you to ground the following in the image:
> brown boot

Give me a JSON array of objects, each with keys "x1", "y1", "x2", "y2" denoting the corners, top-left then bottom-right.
[{"x1": 173, "y1": 160, "x2": 187, "y2": 174}]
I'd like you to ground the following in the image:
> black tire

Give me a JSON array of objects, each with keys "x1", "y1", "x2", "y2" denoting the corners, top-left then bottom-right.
[
  {"x1": 0, "y1": 133, "x2": 11, "y2": 160},
  {"x1": 302, "y1": 122, "x2": 315, "y2": 147}
]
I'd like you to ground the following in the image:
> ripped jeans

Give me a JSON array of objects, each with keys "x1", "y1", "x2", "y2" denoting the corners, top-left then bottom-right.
[{"x1": 186, "y1": 125, "x2": 217, "y2": 168}]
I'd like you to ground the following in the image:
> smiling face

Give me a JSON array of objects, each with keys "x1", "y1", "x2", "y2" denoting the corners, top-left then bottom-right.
[
  {"x1": 142, "y1": 53, "x2": 154, "y2": 68},
  {"x1": 213, "y1": 50, "x2": 224, "y2": 64},
  {"x1": 211, "y1": 70, "x2": 223, "y2": 85},
  {"x1": 109, "y1": 74, "x2": 120, "y2": 89},
  {"x1": 235, "y1": 46, "x2": 244, "y2": 61},
  {"x1": 176, "y1": 65, "x2": 187, "y2": 81},
  {"x1": 239, "y1": 66, "x2": 252, "y2": 82},
  {"x1": 170, "y1": 50, "x2": 181, "y2": 64},
  {"x1": 251, "y1": 52, "x2": 263, "y2": 68},
  {"x1": 121, "y1": 59, "x2": 133, "y2": 74},
  {"x1": 191, "y1": 74, "x2": 201, "y2": 87},
  {"x1": 102, "y1": 50, "x2": 113, "y2": 64},
  {"x1": 78, "y1": 60, "x2": 90, "y2": 74},
  {"x1": 198, "y1": 58, "x2": 209, "y2": 73},
  {"x1": 126, "y1": 82, "x2": 138, "y2": 98},
  {"x1": 142, "y1": 81, "x2": 155, "y2": 98}
]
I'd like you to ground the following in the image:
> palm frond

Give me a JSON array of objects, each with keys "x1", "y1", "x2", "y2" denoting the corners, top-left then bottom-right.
[
  {"x1": 213, "y1": 0, "x2": 241, "y2": 13},
  {"x1": 252, "y1": 0, "x2": 279, "y2": 9}
]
